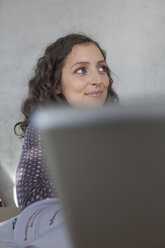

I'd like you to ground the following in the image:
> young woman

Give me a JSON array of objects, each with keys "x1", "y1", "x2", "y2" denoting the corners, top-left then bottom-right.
[{"x1": 15, "y1": 33, "x2": 119, "y2": 211}]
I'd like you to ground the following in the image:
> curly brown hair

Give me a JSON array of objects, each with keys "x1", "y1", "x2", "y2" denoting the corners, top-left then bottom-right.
[{"x1": 14, "y1": 33, "x2": 119, "y2": 138}]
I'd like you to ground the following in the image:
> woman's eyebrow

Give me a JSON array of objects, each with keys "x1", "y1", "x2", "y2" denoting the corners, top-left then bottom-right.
[
  {"x1": 71, "y1": 60, "x2": 106, "y2": 69},
  {"x1": 97, "y1": 60, "x2": 107, "y2": 65},
  {"x1": 71, "y1": 61, "x2": 89, "y2": 69}
]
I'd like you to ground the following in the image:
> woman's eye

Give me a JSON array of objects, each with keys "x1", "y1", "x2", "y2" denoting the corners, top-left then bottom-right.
[
  {"x1": 75, "y1": 67, "x2": 87, "y2": 74},
  {"x1": 98, "y1": 65, "x2": 107, "y2": 72}
]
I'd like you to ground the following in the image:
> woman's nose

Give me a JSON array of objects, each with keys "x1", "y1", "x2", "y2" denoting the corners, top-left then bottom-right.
[{"x1": 88, "y1": 70, "x2": 102, "y2": 85}]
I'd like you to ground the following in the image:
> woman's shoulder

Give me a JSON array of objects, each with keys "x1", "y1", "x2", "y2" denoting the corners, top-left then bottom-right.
[{"x1": 23, "y1": 123, "x2": 42, "y2": 148}]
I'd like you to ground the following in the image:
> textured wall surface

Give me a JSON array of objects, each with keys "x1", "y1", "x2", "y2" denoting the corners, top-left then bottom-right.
[{"x1": 0, "y1": 0, "x2": 165, "y2": 205}]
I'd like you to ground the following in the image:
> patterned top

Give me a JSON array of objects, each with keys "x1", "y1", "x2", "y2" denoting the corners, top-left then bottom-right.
[{"x1": 16, "y1": 124, "x2": 57, "y2": 211}]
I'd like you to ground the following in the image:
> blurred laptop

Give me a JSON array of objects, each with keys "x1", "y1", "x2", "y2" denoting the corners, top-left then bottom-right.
[{"x1": 32, "y1": 101, "x2": 165, "y2": 248}]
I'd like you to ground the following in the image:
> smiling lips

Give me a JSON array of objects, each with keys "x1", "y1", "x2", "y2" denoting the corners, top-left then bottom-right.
[{"x1": 85, "y1": 90, "x2": 103, "y2": 98}]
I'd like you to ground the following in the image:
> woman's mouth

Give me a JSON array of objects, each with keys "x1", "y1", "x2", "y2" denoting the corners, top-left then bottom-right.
[{"x1": 85, "y1": 90, "x2": 103, "y2": 98}]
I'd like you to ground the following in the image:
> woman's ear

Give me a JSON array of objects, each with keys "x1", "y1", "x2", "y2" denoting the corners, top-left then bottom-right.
[{"x1": 55, "y1": 84, "x2": 62, "y2": 95}]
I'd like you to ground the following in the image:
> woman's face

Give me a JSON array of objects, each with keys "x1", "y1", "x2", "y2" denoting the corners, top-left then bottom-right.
[{"x1": 57, "y1": 43, "x2": 110, "y2": 107}]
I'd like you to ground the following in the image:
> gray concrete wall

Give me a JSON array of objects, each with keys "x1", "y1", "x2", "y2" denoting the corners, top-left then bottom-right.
[{"x1": 0, "y1": 0, "x2": 165, "y2": 205}]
